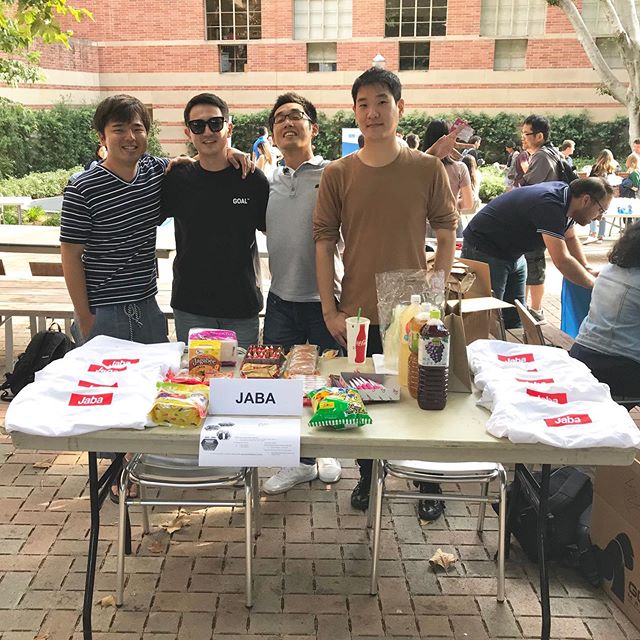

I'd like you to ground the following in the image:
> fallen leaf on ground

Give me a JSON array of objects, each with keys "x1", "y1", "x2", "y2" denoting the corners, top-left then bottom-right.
[
  {"x1": 429, "y1": 548, "x2": 457, "y2": 572},
  {"x1": 33, "y1": 458, "x2": 55, "y2": 469},
  {"x1": 95, "y1": 595, "x2": 116, "y2": 608},
  {"x1": 161, "y1": 511, "x2": 191, "y2": 534},
  {"x1": 34, "y1": 633, "x2": 50, "y2": 640},
  {"x1": 147, "y1": 539, "x2": 164, "y2": 554}
]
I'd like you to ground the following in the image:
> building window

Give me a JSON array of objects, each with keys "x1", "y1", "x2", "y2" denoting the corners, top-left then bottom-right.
[
  {"x1": 399, "y1": 41, "x2": 430, "y2": 70},
  {"x1": 307, "y1": 43, "x2": 337, "y2": 72},
  {"x1": 581, "y1": 0, "x2": 615, "y2": 35},
  {"x1": 220, "y1": 45, "x2": 247, "y2": 72},
  {"x1": 480, "y1": 0, "x2": 545, "y2": 37},
  {"x1": 206, "y1": 0, "x2": 261, "y2": 41},
  {"x1": 493, "y1": 39, "x2": 527, "y2": 70},
  {"x1": 596, "y1": 37, "x2": 624, "y2": 69},
  {"x1": 385, "y1": 0, "x2": 447, "y2": 38},
  {"x1": 294, "y1": 0, "x2": 352, "y2": 39}
]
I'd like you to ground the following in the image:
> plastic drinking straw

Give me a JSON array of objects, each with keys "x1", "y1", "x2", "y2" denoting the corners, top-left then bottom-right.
[{"x1": 356, "y1": 306, "x2": 362, "y2": 325}]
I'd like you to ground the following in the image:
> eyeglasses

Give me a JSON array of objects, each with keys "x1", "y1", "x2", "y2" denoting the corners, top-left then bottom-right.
[
  {"x1": 273, "y1": 110, "x2": 311, "y2": 125},
  {"x1": 187, "y1": 117, "x2": 226, "y2": 134},
  {"x1": 592, "y1": 197, "x2": 607, "y2": 216}
]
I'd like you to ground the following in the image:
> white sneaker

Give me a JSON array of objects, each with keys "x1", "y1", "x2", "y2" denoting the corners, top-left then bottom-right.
[
  {"x1": 317, "y1": 458, "x2": 342, "y2": 483},
  {"x1": 262, "y1": 464, "x2": 318, "y2": 494}
]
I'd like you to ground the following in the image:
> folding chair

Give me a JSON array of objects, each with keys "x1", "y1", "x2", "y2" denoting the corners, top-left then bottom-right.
[
  {"x1": 117, "y1": 454, "x2": 260, "y2": 607},
  {"x1": 368, "y1": 459, "x2": 507, "y2": 602},
  {"x1": 515, "y1": 300, "x2": 545, "y2": 346}
]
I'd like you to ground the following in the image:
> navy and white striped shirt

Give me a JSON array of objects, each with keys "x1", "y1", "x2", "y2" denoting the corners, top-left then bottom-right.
[{"x1": 60, "y1": 155, "x2": 169, "y2": 307}]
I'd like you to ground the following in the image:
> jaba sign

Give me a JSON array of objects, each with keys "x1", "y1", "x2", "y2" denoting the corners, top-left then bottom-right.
[{"x1": 209, "y1": 378, "x2": 304, "y2": 416}]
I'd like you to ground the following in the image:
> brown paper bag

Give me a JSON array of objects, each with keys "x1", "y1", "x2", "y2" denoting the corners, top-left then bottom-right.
[{"x1": 444, "y1": 309, "x2": 471, "y2": 394}]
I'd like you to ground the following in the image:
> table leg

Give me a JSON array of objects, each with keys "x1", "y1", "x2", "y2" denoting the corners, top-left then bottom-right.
[
  {"x1": 537, "y1": 464, "x2": 551, "y2": 640},
  {"x1": 83, "y1": 453, "x2": 126, "y2": 640}
]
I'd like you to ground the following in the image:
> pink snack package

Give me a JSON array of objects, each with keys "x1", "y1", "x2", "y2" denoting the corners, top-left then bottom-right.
[{"x1": 187, "y1": 328, "x2": 238, "y2": 366}]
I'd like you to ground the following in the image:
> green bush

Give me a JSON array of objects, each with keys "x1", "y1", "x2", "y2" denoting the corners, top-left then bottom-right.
[
  {"x1": 0, "y1": 98, "x2": 165, "y2": 178},
  {"x1": 479, "y1": 165, "x2": 507, "y2": 202},
  {"x1": 0, "y1": 167, "x2": 81, "y2": 198}
]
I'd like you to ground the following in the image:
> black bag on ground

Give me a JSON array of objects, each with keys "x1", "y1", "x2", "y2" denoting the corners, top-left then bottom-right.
[
  {"x1": 502, "y1": 466, "x2": 593, "y2": 563},
  {"x1": 1, "y1": 322, "x2": 75, "y2": 400}
]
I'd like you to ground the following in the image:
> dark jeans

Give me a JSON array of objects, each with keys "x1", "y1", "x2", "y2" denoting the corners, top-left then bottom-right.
[
  {"x1": 356, "y1": 325, "x2": 384, "y2": 483},
  {"x1": 570, "y1": 343, "x2": 640, "y2": 400},
  {"x1": 263, "y1": 291, "x2": 341, "y2": 353},
  {"x1": 460, "y1": 242, "x2": 527, "y2": 329}
]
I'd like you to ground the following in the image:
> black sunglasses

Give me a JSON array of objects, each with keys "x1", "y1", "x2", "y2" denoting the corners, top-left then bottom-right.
[{"x1": 187, "y1": 117, "x2": 226, "y2": 134}]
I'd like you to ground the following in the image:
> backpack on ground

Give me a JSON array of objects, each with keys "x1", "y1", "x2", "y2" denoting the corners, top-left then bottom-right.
[
  {"x1": 1, "y1": 323, "x2": 75, "y2": 400},
  {"x1": 542, "y1": 144, "x2": 580, "y2": 184},
  {"x1": 501, "y1": 466, "x2": 593, "y2": 563}
]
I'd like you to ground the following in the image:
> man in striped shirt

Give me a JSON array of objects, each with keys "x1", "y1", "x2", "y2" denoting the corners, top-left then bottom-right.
[{"x1": 61, "y1": 95, "x2": 170, "y2": 344}]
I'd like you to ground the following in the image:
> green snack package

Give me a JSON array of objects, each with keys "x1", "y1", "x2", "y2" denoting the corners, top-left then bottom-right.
[{"x1": 308, "y1": 386, "x2": 372, "y2": 430}]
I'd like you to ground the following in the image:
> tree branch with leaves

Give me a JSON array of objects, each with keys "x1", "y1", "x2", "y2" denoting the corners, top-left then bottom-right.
[
  {"x1": 0, "y1": 0, "x2": 92, "y2": 85},
  {"x1": 547, "y1": 0, "x2": 640, "y2": 144}
]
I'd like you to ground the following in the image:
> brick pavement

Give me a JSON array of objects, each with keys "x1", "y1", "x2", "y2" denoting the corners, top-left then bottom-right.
[{"x1": 0, "y1": 239, "x2": 638, "y2": 639}]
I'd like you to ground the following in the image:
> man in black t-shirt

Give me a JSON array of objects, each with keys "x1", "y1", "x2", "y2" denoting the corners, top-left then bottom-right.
[
  {"x1": 462, "y1": 178, "x2": 612, "y2": 328},
  {"x1": 161, "y1": 93, "x2": 269, "y2": 348}
]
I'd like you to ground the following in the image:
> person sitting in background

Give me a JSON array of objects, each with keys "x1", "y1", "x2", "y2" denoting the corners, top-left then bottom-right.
[
  {"x1": 424, "y1": 120, "x2": 474, "y2": 238},
  {"x1": 461, "y1": 154, "x2": 481, "y2": 214},
  {"x1": 570, "y1": 221, "x2": 640, "y2": 400},
  {"x1": 405, "y1": 133, "x2": 420, "y2": 150},
  {"x1": 588, "y1": 149, "x2": 618, "y2": 242},
  {"x1": 620, "y1": 153, "x2": 640, "y2": 199}
]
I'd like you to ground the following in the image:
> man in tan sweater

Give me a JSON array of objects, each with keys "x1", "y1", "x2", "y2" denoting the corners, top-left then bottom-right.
[{"x1": 313, "y1": 66, "x2": 458, "y2": 514}]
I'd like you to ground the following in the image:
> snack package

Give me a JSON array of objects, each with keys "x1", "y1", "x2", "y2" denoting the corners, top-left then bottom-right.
[
  {"x1": 284, "y1": 344, "x2": 319, "y2": 377},
  {"x1": 308, "y1": 386, "x2": 372, "y2": 430},
  {"x1": 240, "y1": 345, "x2": 285, "y2": 379},
  {"x1": 149, "y1": 382, "x2": 209, "y2": 428},
  {"x1": 188, "y1": 328, "x2": 238, "y2": 377}
]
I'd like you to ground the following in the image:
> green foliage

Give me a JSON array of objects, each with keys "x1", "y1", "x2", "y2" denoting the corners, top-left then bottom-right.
[
  {"x1": 478, "y1": 165, "x2": 507, "y2": 202},
  {"x1": 229, "y1": 110, "x2": 271, "y2": 155},
  {"x1": 0, "y1": 99, "x2": 165, "y2": 178},
  {"x1": 0, "y1": 0, "x2": 92, "y2": 85},
  {"x1": 0, "y1": 167, "x2": 81, "y2": 198},
  {"x1": 315, "y1": 110, "x2": 357, "y2": 159},
  {"x1": 42, "y1": 211, "x2": 61, "y2": 226}
]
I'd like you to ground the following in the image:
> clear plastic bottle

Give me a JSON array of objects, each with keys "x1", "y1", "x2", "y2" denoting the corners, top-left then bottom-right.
[
  {"x1": 398, "y1": 294, "x2": 422, "y2": 387},
  {"x1": 417, "y1": 308, "x2": 450, "y2": 411},
  {"x1": 408, "y1": 303, "x2": 430, "y2": 399}
]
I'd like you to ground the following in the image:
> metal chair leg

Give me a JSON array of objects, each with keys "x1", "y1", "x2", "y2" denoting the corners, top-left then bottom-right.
[
  {"x1": 244, "y1": 478, "x2": 253, "y2": 608},
  {"x1": 116, "y1": 467, "x2": 129, "y2": 607},
  {"x1": 366, "y1": 459, "x2": 379, "y2": 529},
  {"x1": 139, "y1": 484, "x2": 150, "y2": 535},
  {"x1": 496, "y1": 466, "x2": 507, "y2": 603},
  {"x1": 251, "y1": 468, "x2": 261, "y2": 538},
  {"x1": 477, "y1": 481, "x2": 489, "y2": 533},
  {"x1": 369, "y1": 459, "x2": 385, "y2": 595}
]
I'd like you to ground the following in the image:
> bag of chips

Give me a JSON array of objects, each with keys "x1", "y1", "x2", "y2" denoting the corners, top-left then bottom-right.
[
  {"x1": 149, "y1": 382, "x2": 209, "y2": 428},
  {"x1": 308, "y1": 386, "x2": 372, "y2": 430}
]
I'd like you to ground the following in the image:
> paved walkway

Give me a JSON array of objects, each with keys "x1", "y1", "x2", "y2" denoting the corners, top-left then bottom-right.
[{"x1": 0, "y1": 234, "x2": 638, "y2": 639}]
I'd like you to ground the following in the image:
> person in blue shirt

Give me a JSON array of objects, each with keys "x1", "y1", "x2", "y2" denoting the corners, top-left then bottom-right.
[{"x1": 252, "y1": 126, "x2": 268, "y2": 161}]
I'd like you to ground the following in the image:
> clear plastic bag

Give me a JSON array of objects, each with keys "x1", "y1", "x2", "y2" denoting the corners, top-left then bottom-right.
[{"x1": 375, "y1": 269, "x2": 446, "y2": 371}]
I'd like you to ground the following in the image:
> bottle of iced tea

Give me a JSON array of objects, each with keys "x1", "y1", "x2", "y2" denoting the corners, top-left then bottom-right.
[
  {"x1": 417, "y1": 308, "x2": 449, "y2": 410},
  {"x1": 408, "y1": 303, "x2": 430, "y2": 399}
]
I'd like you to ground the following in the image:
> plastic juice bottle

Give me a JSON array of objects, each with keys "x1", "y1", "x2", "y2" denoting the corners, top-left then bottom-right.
[
  {"x1": 417, "y1": 308, "x2": 450, "y2": 410},
  {"x1": 398, "y1": 295, "x2": 422, "y2": 387},
  {"x1": 408, "y1": 303, "x2": 430, "y2": 399}
]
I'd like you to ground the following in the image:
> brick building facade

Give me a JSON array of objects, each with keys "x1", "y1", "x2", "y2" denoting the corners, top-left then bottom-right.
[{"x1": 4, "y1": 0, "x2": 626, "y2": 154}]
